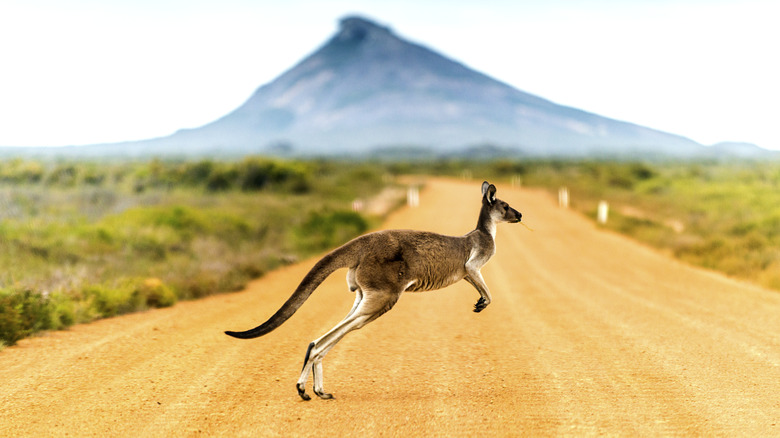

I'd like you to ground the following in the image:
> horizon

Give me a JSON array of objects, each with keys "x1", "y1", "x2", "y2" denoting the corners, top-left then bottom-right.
[{"x1": 0, "y1": 0, "x2": 778, "y2": 150}]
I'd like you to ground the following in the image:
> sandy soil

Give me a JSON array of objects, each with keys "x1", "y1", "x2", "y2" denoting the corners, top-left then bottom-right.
[{"x1": 2, "y1": 178, "x2": 780, "y2": 436}]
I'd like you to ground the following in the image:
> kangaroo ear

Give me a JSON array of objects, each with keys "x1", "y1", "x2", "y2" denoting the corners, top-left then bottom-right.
[
  {"x1": 482, "y1": 182, "x2": 497, "y2": 204},
  {"x1": 481, "y1": 181, "x2": 490, "y2": 197},
  {"x1": 487, "y1": 184, "x2": 497, "y2": 204}
]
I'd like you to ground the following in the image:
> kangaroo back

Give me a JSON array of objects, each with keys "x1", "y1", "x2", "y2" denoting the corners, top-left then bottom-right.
[{"x1": 225, "y1": 245, "x2": 358, "y2": 339}]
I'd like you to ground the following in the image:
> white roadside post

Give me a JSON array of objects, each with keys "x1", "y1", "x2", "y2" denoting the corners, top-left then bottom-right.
[
  {"x1": 407, "y1": 186, "x2": 420, "y2": 207},
  {"x1": 597, "y1": 201, "x2": 609, "y2": 224},
  {"x1": 558, "y1": 187, "x2": 569, "y2": 208}
]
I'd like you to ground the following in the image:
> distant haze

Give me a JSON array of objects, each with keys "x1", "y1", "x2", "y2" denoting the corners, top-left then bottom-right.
[
  {"x1": 0, "y1": 1, "x2": 777, "y2": 152},
  {"x1": 0, "y1": 16, "x2": 767, "y2": 161}
]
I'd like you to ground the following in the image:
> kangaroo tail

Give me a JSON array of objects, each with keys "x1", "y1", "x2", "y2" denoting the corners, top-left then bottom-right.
[{"x1": 224, "y1": 245, "x2": 358, "y2": 340}]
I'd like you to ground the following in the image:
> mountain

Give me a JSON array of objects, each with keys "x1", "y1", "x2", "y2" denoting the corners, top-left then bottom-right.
[
  {"x1": 5, "y1": 16, "x2": 761, "y2": 159},
  {"x1": 708, "y1": 142, "x2": 774, "y2": 159},
  {"x1": 163, "y1": 16, "x2": 705, "y2": 158}
]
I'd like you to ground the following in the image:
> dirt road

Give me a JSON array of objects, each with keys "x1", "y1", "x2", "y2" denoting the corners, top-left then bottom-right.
[{"x1": 2, "y1": 178, "x2": 780, "y2": 436}]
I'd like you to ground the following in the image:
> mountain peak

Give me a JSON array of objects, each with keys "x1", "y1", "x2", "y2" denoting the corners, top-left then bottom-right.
[{"x1": 336, "y1": 16, "x2": 393, "y2": 43}]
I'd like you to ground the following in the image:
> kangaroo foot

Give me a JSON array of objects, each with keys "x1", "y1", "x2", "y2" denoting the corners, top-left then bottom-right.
[
  {"x1": 297, "y1": 383, "x2": 311, "y2": 401},
  {"x1": 314, "y1": 389, "x2": 334, "y2": 400},
  {"x1": 474, "y1": 297, "x2": 488, "y2": 312}
]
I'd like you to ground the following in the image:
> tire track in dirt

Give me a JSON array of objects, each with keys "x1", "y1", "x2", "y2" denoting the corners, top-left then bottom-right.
[{"x1": 2, "y1": 178, "x2": 780, "y2": 436}]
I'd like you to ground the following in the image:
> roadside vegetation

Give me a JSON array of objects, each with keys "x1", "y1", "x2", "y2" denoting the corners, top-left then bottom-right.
[
  {"x1": 537, "y1": 161, "x2": 780, "y2": 292},
  {"x1": 0, "y1": 158, "x2": 393, "y2": 347},
  {"x1": 2, "y1": 156, "x2": 779, "y2": 348},
  {"x1": 409, "y1": 159, "x2": 780, "y2": 293}
]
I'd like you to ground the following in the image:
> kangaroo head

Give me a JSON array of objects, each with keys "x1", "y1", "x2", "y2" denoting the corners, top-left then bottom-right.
[{"x1": 481, "y1": 181, "x2": 522, "y2": 223}]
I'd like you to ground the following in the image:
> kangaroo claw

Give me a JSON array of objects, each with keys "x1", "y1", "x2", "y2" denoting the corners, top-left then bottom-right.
[
  {"x1": 474, "y1": 297, "x2": 488, "y2": 312},
  {"x1": 297, "y1": 383, "x2": 311, "y2": 401},
  {"x1": 314, "y1": 389, "x2": 334, "y2": 400}
]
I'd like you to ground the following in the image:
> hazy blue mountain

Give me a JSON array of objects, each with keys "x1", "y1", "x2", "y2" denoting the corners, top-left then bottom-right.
[
  {"x1": 4, "y1": 16, "x2": 769, "y2": 159},
  {"x1": 708, "y1": 142, "x2": 773, "y2": 159},
  {"x1": 165, "y1": 16, "x2": 705, "y2": 158}
]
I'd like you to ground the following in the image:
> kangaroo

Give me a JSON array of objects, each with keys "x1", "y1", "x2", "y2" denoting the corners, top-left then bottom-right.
[{"x1": 225, "y1": 181, "x2": 522, "y2": 400}]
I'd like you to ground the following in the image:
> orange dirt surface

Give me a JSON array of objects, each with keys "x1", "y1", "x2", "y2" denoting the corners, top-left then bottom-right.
[{"x1": 2, "y1": 178, "x2": 780, "y2": 436}]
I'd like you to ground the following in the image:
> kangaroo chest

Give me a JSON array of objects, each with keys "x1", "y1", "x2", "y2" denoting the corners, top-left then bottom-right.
[{"x1": 401, "y1": 235, "x2": 493, "y2": 293}]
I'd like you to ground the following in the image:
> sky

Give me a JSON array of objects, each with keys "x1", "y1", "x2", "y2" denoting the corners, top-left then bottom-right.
[{"x1": 1, "y1": 0, "x2": 778, "y2": 150}]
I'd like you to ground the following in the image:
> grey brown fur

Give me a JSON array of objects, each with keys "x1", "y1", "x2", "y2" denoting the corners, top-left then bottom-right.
[{"x1": 225, "y1": 181, "x2": 522, "y2": 400}]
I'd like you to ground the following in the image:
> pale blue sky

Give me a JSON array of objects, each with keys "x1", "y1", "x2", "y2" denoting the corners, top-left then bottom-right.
[{"x1": 1, "y1": 0, "x2": 777, "y2": 149}]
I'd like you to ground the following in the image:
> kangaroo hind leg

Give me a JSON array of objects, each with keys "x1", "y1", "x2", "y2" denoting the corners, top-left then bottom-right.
[
  {"x1": 297, "y1": 289, "x2": 400, "y2": 400},
  {"x1": 296, "y1": 287, "x2": 363, "y2": 400}
]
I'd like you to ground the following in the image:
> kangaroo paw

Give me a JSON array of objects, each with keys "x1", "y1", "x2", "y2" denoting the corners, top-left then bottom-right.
[
  {"x1": 314, "y1": 389, "x2": 334, "y2": 400},
  {"x1": 297, "y1": 383, "x2": 311, "y2": 401},
  {"x1": 473, "y1": 297, "x2": 488, "y2": 312}
]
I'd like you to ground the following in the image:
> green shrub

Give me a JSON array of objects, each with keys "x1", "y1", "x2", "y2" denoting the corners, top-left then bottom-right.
[
  {"x1": 492, "y1": 159, "x2": 527, "y2": 176},
  {"x1": 0, "y1": 159, "x2": 44, "y2": 183},
  {"x1": 180, "y1": 160, "x2": 216, "y2": 185},
  {"x1": 17, "y1": 290, "x2": 53, "y2": 334},
  {"x1": 130, "y1": 233, "x2": 169, "y2": 260},
  {"x1": 0, "y1": 292, "x2": 24, "y2": 346},
  {"x1": 295, "y1": 210, "x2": 369, "y2": 254},
  {"x1": 206, "y1": 167, "x2": 236, "y2": 191},
  {"x1": 134, "y1": 278, "x2": 177, "y2": 308},
  {"x1": 0, "y1": 289, "x2": 54, "y2": 346},
  {"x1": 49, "y1": 293, "x2": 76, "y2": 330},
  {"x1": 83, "y1": 284, "x2": 138, "y2": 318},
  {"x1": 153, "y1": 206, "x2": 207, "y2": 233},
  {"x1": 46, "y1": 164, "x2": 79, "y2": 186},
  {"x1": 238, "y1": 158, "x2": 312, "y2": 193}
]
